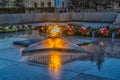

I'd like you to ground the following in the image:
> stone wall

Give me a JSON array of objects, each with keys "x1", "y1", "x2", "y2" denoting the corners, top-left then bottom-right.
[
  {"x1": 0, "y1": 13, "x2": 117, "y2": 25},
  {"x1": 72, "y1": 13, "x2": 117, "y2": 22}
]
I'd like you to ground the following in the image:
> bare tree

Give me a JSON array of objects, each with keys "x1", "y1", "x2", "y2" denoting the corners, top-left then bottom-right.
[
  {"x1": 13, "y1": 0, "x2": 25, "y2": 8},
  {"x1": 69, "y1": 0, "x2": 118, "y2": 12},
  {"x1": 69, "y1": 0, "x2": 81, "y2": 11},
  {"x1": 0, "y1": 0, "x2": 9, "y2": 8}
]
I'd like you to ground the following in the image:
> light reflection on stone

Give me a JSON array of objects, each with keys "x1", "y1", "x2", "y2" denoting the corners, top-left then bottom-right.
[
  {"x1": 47, "y1": 38, "x2": 63, "y2": 80},
  {"x1": 49, "y1": 51, "x2": 61, "y2": 72},
  {"x1": 49, "y1": 51, "x2": 61, "y2": 80}
]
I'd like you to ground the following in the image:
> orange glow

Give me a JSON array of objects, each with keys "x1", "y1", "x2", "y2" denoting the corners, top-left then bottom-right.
[
  {"x1": 47, "y1": 38, "x2": 65, "y2": 79},
  {"x1": 47, "y1": 25, "x2": 61, "y2": 38},
  {"x1": 46, "y1": 25, "x2": 64, "y2": 79},
  {"x1": 47, "y1": 38, "x2": 65, "y2": 48},
  {"x1": 49, "y1": 51, "x2": 61, "y2": 80},
  {"x1": 49, "y1": 51, "x2": 61, "y2": 73},
  {"x1": 48, "y1": 38, "x2": 63, "y2": 72}
]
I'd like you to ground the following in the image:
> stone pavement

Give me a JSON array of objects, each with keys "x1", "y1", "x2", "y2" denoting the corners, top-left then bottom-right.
[{"x1": 0, "y1": 37, "x2": 120, "y2": 80}]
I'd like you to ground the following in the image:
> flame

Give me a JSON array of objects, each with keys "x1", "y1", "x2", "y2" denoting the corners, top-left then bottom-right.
[
  {"x1": 47, "y1": 38, "x2": 65, "y2": 80},
  {"x1": 47, "y1": 38, "x2": 64, "y2": 72},
  {"x1": 47, "y1": 38, "x2": 64, "y2": 48},
  {"x1": 46, "y1": 25, "x2": 64, "y2": 79},
  {"x1": 48, "y1": 38, "x2": 63, "y2": 71},
  {"x1": 47, "y1": 25, "x2": 61, "y2": 38}
]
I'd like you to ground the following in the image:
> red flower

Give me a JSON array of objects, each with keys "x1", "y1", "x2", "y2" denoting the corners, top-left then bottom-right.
[
  {"x1": 86, "y1": 26, "x2": 91, "y2": 30},
  {"x1": 79, "y1": 27, "x2": 88, "y2": 35},
  {"x1": 103, "y1": 29, "x2": 108, "y2": 35},
  {"x1": 99, "y1": 27, "x2": 109, "y2": 36},
  {"x1": 98, "y1": 30, "x2": 101, "y2": 33},
  {"x1": 117, "y1": 29, "x2": 120, "y2": 35},
  {"x1": 80, "y1": 27, "x2": 85, "y2": 32},
  {"x1": 66, "y1": 25, "x2": 73, "y2": 32},
  {"x1": 34, "y1": 26, "x2": 43, "y2": 30},
  {"x1": 83, "y1": 31, "x2": 87, "y2": 35}
]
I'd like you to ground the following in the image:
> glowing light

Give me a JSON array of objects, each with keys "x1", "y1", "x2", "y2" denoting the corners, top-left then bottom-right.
[
  {"x1": 49, "y1": 51, "x2": 61, "y2": 72},
  {"x1": 47, "y1": 25, "x2": 61, "y2": 38},
  {"x1": 52, "y1": 26, "x2": 60, "y2": 33},
  {"x1": 47, "y1": 38, "x2": 64, "y2": 79},
  {"x1": 45, "y1": 25, "x2": 64, "y2": 80},
  {"x1": 47, "y1": 38, "x2": 64, "y2": 48}
]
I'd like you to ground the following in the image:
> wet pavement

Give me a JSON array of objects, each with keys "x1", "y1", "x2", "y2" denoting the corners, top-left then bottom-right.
[{"x1": 0, "y1": 31, "x2": 120, "y2": 80}]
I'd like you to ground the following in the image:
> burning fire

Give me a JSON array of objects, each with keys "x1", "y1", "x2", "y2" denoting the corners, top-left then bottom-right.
[
  {"x1": 47, "y1": 25, "x2": 61, "y2": 38},
  {"x1": 47, "y1": 37, "x2": 64, "y2": 79},
  {"x1": 46, "y1": 25, "x2": 64, "y2": 80},
  {"x1": 48, "y1": 38, "x2": 63, "y2": 72},
  {"x1": 47, "y1": 38, "x2": 64, "y2": 48}
]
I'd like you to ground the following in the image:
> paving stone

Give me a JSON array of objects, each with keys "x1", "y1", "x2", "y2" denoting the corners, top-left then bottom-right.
[
  {"x1": 0, "y1": 59, "x2": 18, "y2": 69},
  {"x1": 0, "y1": 32, "x2": 120, "y2": 80},
  {"x1": 0, "y1": 38, "x2": 27, "y2": 50},
  {"x1": 71, "y1": 73, "x2": 112, "y2": 80},
  {"x1": 61, "y1": 60, "x2": 96, "y2": 73},
  {"x1": 0, "y1": 63, "x2": 79, "y2": 80},
  {"x1": 85, "y1": 58, "x2": 120, "y2": 80},
  {"x1": 0, "y1": 48, "x2": 26, "y2": 62}
]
